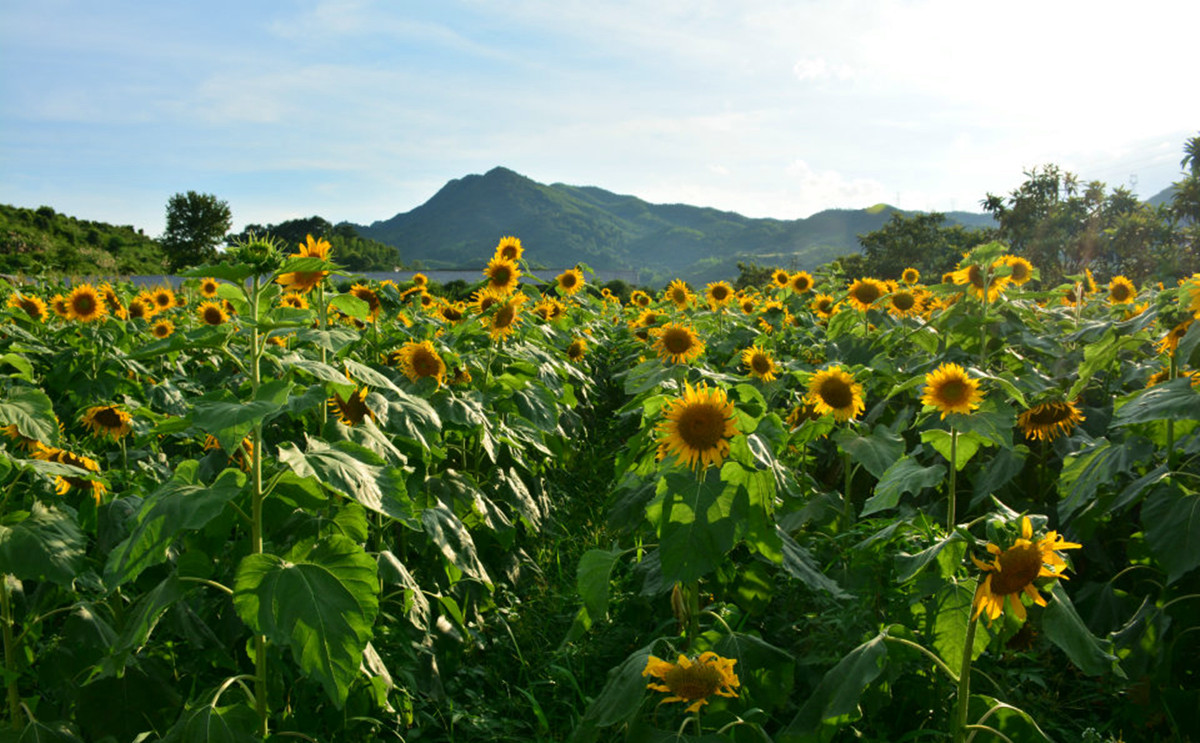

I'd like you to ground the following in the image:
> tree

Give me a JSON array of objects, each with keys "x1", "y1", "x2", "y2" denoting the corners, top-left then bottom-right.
[
  {"x1": 857, "y1": 211, "x2": 994, "y2": 280},
  {"x1": 162, "y1": 191, "x2": 232, "y2": 271}
]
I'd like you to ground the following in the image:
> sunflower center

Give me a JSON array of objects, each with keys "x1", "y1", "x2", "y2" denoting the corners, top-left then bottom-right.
[
  {"x1": 818, "y1": 377, "x2": 853, "y2": 409},
  {"x1": 663, "y1": 663, "x2": 724, "y2": 701},
  {"x1": 335, "y1": 391, "x2": 369, "y2": 425},
  {"x1": 675, "y1": 403, "x2": 728, "y2": 451},
  {"x1": 1111, "y1": 285, "x2": 1131, "y2": 302},
  {"x1": 793, "y1": 277, "x2": 810, "y2": 291},
  {"x1": 202, "y1": 307, "x2": 224, "y2": 325},
  {"x1": 94, "y1": 407, "x2": 124, "y2": 428},
  {"x1": 490, "y1": 266, "x2": 513, "y2": 286},
  {"x1": 816, "y1": 299, "x2": 832, "y2": 313},
  {"x1": 561, "y1": 273, "x2": 578, "y2": 288},
  {"x1": 711, "y1": 286, "x2": 731, "y2": 301},
  {"x1": 751, "y1": 353, "x2": 772, "y2": 374},
  {"x1": 1011, "y1": 262, "x2": 1029, "y2": 281},
  {"x1": 72, "y1": 294, "x2": 97, "y2": 315},
  {"x1": 494, "y1": 304, "x2": 516, "y2": 328},
  {"x1": 892, "y1": 292, "x2": 915, "y2": 311},
  {"x1": 968, "y1": 265, "x2": 987, "y2": 289},
  {"x1": 853, "y1": 283, "x2": 881, "y2": 305},
  {"x1": 411, "y1": 349, "x2": 442, "y2": 378},
  {"x1": 662, "y1": 328, "x2": 695, "y2": 354},
  {"x1": 990, "y1": 543, "x2": 1044, "y2": 595},
  {"x1": 938, "y1": 380, "x2": 966, "y2": 404}
]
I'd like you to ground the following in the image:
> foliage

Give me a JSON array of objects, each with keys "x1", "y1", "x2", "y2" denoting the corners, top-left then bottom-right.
[
  {"x1": 162, "y1": 191, "x2": 233, "y2": 272},
  {"x1": 228, "y1": 217, "x2": 402, "y2": 271},
  {"x1": 857, "y1": 211, "x2": 995, "y2": 280},
  {"x1": 0, "y1": 203, "x2": 165, "y2": 276}
]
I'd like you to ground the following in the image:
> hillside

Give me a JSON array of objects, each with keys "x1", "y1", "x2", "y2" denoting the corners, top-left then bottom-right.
[
  {"x1": 0, "y1": 204, "x2": 166, "y2": 276},
  {"x1": 355, "y1": 167, "x2": 996, "y2": 284}
]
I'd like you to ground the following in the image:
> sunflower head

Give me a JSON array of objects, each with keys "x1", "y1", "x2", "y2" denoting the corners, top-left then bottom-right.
[
  {"x1": 663, "y1": 279, "x2": 694, "y2": 309},
  {"x1": 567, "y1": 337, "x2": 587, "y2": 362},
  {"x1": 151, "y1": 319, "x2": 175, "y2": 339},
  {"x1": 7, "y1": 292, "x2": 47, "y2": 322},
  {"x1": 888, "y1": 289, "x2": 921, "y2": 317},
  {"x1": 81, "y1": 405, "x2": 132, "y2": 441},
  {"x1": 705, "y1": 281, "x2": 735, "y2": 307},
  {"x1": 901, "y1": 267, "x2": 920, "y2": 285},
  {"x1": 847, "y1": 278, "x2": 886, "y2": 312},
  {"x1": 771, "y1": 269, "x2": 791, "y2": 288},
  {"x1": 151, "y1": 287, "x2": 176, "y2": 311},
  {"x1": 807, "y1": 366, "x2": 865, "y2": 422},
  {"x1": 921, "y1": 362, "x2": 984, "y2": 419},
  {"x1": 67, "y1": 284, "x2": 107, "y2": 323},
  {"x1": 394, "y1": 340, "x2": 446, "y2": 387},
  {"x1": 643, "y1": 652, "x2": 740, "y2": 713},
  {"x1": 329, "y1": 386, "x2": 375, "y2": 426},
  {"x1": 126, "y1": 299, "x2": 151, "y2": 320},
  {"x1": 630, "y1": 290, "x2": 652, "y2": 308},
  {"x1": 651, "y1": 323, "x2": 705, "y2": 365},
  {"x1": 197, "y1": 301, "x2": 230, "y2": 326},
  {"x1": 1018, "y1": 400, "x2": 1084, "y2": 442},
  {"x1": 1108, "y1": 275, "x2": 1136, "y2": 304},
  {"x1": 972, "y1": 515, "x2": 1081, "y2": 624},
  {"x1": 655, "y1": 382, "x2": 739, "y2": 472},
  {"x1": 437, "y1": 301, "x2": 467, "y2": 324},
  {"x1": 349, "y1": 284, "x2": 381, "y2": 321},
  {"x1": 199, "y1": 277, "x2": 220, "y2": 298},
  {"x1": 1000, "y1": 255, "x2": 1034, "y2": 285},
  {"x1": 789, "y1": 271, "x2": 814, "y2": 294},
  {"x1": 483, "y1": 293, "x2": 527, "y2": 341},
  {"x1": 411, "y1": 273, "x2": 428, "y2": 288},
  {"x1": 556, "y1": 268, "x2": 585, "y2": 296},
  {"x1": 741, "y1": 346, "x2": 778, "y2": 382},
  {"x1": 494, "y1": 236, "x2": 523, "y2": 262},
  {"x1": 484, "y1": 256, "x2": 521, "y2": 295},
  {"x1": 811, "y1": 293, "x2": 837, "y2": 319},
  {"x1": 279, "y1": 292, "x2": 310, "y2": 310}
]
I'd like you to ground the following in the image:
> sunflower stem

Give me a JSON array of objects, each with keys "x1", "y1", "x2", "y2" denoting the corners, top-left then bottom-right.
[
  {"x1": 1, "y1": 576, "x2": 20, "y2": 729},
  {"x1": 842, "y1": 450, "x2": 854, "y2": 530},
  {"x1": 1168, "y1": 354, "x2": 1178, "y2": 470},
  {"x1": 947, "y1": 427, "x2": 959, "y2": 530},
  {"x1": 952, "y1": 612, "x2": 979, "y2": 742},
  {"x1": 247, "y1": 275, "x2": 269, "y2": 738}
]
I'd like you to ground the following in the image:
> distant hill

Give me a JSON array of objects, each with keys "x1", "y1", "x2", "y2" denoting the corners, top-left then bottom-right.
[
  {"x1": 0, "y1": 203, "x2": 166, "y2": 276},
  {"x1": 354, "y1": 167, "x2": 996, "y2": 285},
  {"x1": 1147, "y1": 184, "x2": 1178, "y2": 208}
]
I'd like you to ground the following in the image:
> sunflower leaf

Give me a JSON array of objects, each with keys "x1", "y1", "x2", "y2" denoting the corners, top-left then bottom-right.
[
  {"x1": 577, "y1": 548, "x2": 623, "y2": 622},
  {"x1": 834, "y1": 425, "x2": 904, "y2": 479},
  {"x1": 1113, "y1": 376, "x2": 1200, "y2": 425},
  {"x1": 1141, "y1": 481, "x2": 1200, "y2": 584},
  {"x1": 1043, "y1": 582, "x2": 1124, "y2": 678},
  {"x1": 329, "y1": 293, "x2": 370, "y2": 321},
  {"x1": 920, "y1": 429, "x2": 991, "y2": 471},
  {"x1": 779, "y1": 632, "x2": 889, "y2": 741},
  {"x1": 0, "y1": 502, "x2": 84, "y2": 585},
  {"x1": 862, "y1": 456, "x2": 946, "y2": 516},
  {"x1": 651, "y1": 469, "x2": 738, "y2": 584},
  {"x1": 0, "y1": 386, "x2": 60, "y2": 446}
]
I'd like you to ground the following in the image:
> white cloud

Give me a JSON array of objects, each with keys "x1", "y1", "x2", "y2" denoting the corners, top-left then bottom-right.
[{"x1": 792, "y1": 57, "x2": 854, "y2": 82}]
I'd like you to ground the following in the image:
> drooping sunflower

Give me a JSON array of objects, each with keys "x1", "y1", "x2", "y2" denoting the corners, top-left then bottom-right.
[
  {"x1": 901, "y1": 267, "x2": 920, "y2": 285},
  {"x1": 1017, "y1": 400, "x2": 1085, "y2": 442},
  {"x1": 532, "y1": 296, "x2": 565, "y2": 322},
  {"x1": 7, "y1": 292, "x2": 47, "y2": 322},
  {"x1": 1084, "y1": 268, "x2": 1098, "y2": 295},
  {"x1": 66, "y1": 284, "x2": 107, "y2": 323},
  {"x1": 629, "y1": 289, "x2": 652, "y2": 308},
  {"x1": 789, "y1": 271, "x2": 814, "y2": 294},
  {"x1": 436, "y1": 301, "x2": 467, "y2": 324},
  {"x1": 643, "y1": 652, "x2": 740, "y2": 713},
  {"x1": 633, "y1": 308, "x2": 663, "y2": 329},
  {"x1": 663, "y1": 279, "x2": 694, "y2": 310},
  {"x1": 279, "y1": 292, "x2": 310, "y2": 310},
  {"x1": 655, "y1": 382, "x2": 739, "y2": 472},
  {"x1": 771, "y1": 269, "x2": 791, "y2": 288},
  {"x1": 199, "y1": 277, "x2": 220, "y2": 298},
  {"x1": 329, "y1": 386, "x2": 375, "y2": 426},
  {"x1": 471, "y1": 288, "x2": 505, "y2": 316},
  {"x1": 651, "y1": 323, "x2": 705, "y2": 365},
  {"x1": 494, "y1": 235, "x2": 523, "y2": 262},
  {"x1": 556, "y1": 268, "x2": 585, "y2": 296},
  {"x1": 1108, "y1": 276, "x2": 1136, "y2": 305},
  {"x1": 483, "y1": 256, "x2": 521, "y2": 296},
  {"x1": 846, "y1": 278, "x2": 886, "y2": 312},
  {"x1": 1156, "y1": 319, "x2": 1193, "y2": 355},
  {"x1": 393, "y1": 340, "x2": 447, "y2": 387},
  {"x1": 150, "y1": 287, "x2": 177, "y2": 313},
  {"x1": 807, "y1": 366, "x2": 865, "y2": 422},
  {"x1": 705, "y1": 281, "x2": 735, "y2": 308},
  {"x1": 811, "y1": 293, "x2": 837, "y2": 319},
  {"x1": 197, "y1": 301, "x2": 230, "y2": 326},
  {"x1": 276, "y1": 234, "x2": 333, "y2": 293},
  {"x1": 349, "y1": 284, "x2": 381, "y2": 321},
  {"x1": 100, "y1": 284, "x2": 126, "y2": 319},
  {"x1": 741, "y1": 346, "x2": 778, "y2": 382},
  {"x1": 567, "y1": 337, "x2": 588, "y2": 362},
  {"x1": 921, "y1": 363, "x2": 983, "y2": 419},
  {"x1": 81, "y1": 405, "x2": 132, "y2": 441},
  {"x1": 483, "y1": 293, "x2": 526, "y2": 341},
  {"x1": 150, "y1": 318, "x2": 175, "y2": 339},
  {"x1": 972, "y1": 516, "x2": 1081, "y2": 624},
  {"x1": 34, "y1": 446, "x2": 106, "y2": 504},
  {"x1": 1000, "y1": 255, "x2": 1034, "y2": 285}
]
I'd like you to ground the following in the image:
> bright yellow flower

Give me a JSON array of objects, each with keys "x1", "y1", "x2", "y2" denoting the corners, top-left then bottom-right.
[
  {"x1": 655, "y1": 382, "x2": 739, "y2": 472},
  {"x1": 972, "y1": 516, "x2": 1080, "y2": 624},
  {"x1": 643, "y1": 652, "x2": 740, "y2": 713}
]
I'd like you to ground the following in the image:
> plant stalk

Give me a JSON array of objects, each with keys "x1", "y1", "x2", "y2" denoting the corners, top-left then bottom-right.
[
  {"x1": 1, "y1": 576, "x2": 20, "y2": 729},
  {"x1": 842, "y1": 450, "x2": 854, "y2": 530},
  {"x1": 947, "y1": 427, "x2": 959, "y2": 530},
  {"x1": 952, "y1": 612, "x2": 979, "y2": 742},
  {"x1": 248, "y1": 276, "x2": 269, "y2": 738}
]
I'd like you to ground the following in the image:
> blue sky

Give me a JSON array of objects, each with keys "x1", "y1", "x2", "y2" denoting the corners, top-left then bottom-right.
[{"x1": 2, "y1": 0, "x2": 1197, "y2": 237}]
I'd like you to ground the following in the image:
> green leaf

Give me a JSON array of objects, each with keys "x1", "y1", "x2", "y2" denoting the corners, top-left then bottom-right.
[
  {"x1": 650, "y1": 470, "x2": 738, "y2": 584},
  {"x1": 1057, "y1": 436, "x2": 1154, "y2": 521},
  {"x1": 833, "y1": 425, "x2": 904, "y2": 479},
  {"x1": 778, "y1": 527, "x2": 849, "y2": 598},
  {"x1": 164, "y1": 703, "x2": 259, "y2": 743},
  {"x1": 920, "y1": 429, "x2": 991, "y2": 471},
  {"x1": 0, "y1": 386, "x2": 60, "y2": 446},
  {"x1": 1113, "y1": 376, "x2": 1200, "y2": 425},
  {"x1": 0, "y1": 502, "x2": 84, "y2": 585},
  {"x1": 329, "y1": 293, "x2": 370, "y2": 320},
  {"x1": 0, "y1": 721, "x2": 84, "y2": 743},
  {"x1": 780, "y1": 633, "x2": 888, "y2": 742},
  {"x1": 232, "y1": 535, "x2": 379, "y2": 706},
  {"x1": 579, "y1": 642, "x2": 655, "y2": 728},
  {"x1": 290, "y1": 359, "x2": 358, "y2": 397},
  {"x1": 894, "y1": 531, "x2": 966, "y2": 583},
  {"x1": 277, "y1": 438, "x2": 410, "y2": 520},
  {"x1": 862, "y1": 456, "x2": 946, "y2": 516},
  {"x1": 191, "y1": 396, "x2": 282, "y2": 455},
  {"x1": 180, "y1": 263, "x2": 253, "y2": 282},
  {"x1": 1141, "y1": 482, "x2": 1200, "y2": 583},
  {"x1": 932, "y1": 581, "x2": 989, "y2": 667},
  {"x1": 378, "y1": 550, "x2": 429, "y2": 630},
  {"x1": 0, "y1": 354, "x2": 33, "y2": 382},
  {"x1": 105, "y1": 469, "x2": 246, "y2": 587},
  {"x1": 712, "y1": 631, "x2": 795, "y2": 711},
  {"x1": 577, "y1": 548, "x2": 623, "y2": 622},
  {"x1": 420, "y1": 503, "x2": 492, "y2": 585},
  {"x1": 1042, "y1": 582, "x2": 1124, "y2": 678},
  {"x1": 101, "y1": 575, "x2": 187, "y2": 678}
]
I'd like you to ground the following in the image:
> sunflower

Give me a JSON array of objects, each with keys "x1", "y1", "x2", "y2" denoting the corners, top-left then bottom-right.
[
  {"x1": 329, "y1": 386, "x2": 375, "y2": 426},
  {"x1": 651, "y1": 323, "x2": 705, "y2": 365},
  {"x1": 556, "y1": 268, "x2": 585, "y2": 296},
  {"x1": 1108, "y1": 276, "x2": 1136, "y2": 304},
  {"x1": 1017, "y1": 400, "x2": 1085, "y2": 442},
  {"x1": 34, "y1": 446, "x2": 105, "y2": 504},
  {"x1": 1000, "y1": 255, "x2": 1034, "y2": 285},
  {"x1": 393, "y1": 340, "x2": 447, "y2": 386},
  {"x1": 7, "y1": 292, "x2": 47, "y2": 322},
  {"x1": 771, "y1": 269, "x2": 791, "y2": 288},
  {"x1": 99, "y1": 285, "x2": 126, "y2": 319},
  {"x1": 887, "y1": 289, "x2": 921, "y2": 318},
  {"x1": 533, "y1": 296, "x2": 566, "y2": 321},
  {"x1": 276, "y1": 234, "x2": 333, "y2": 293},
  {"x1": 279, "y1": 292, "x2": 310, "y2": 310},
  {"x1": 655, "y1": 382, "x2": 739, "y2": 472},
  {"x1": 811, "y1": 293, "x2": 837, "y2": 319},
  {"x1": 953, "y1": 261, "x2": 1010, "y2": 301},
  {"x1": 1084, "y1": 268, "x2": 1098, "y2": 294},
  {"x1": 483, "y1": 256, "x2": 521, "y2": 296},
  {"x1": 199, "y1": 277, "x2": 220, "y2": 298},
  {"x1": 66, "y1": 284, "x2": 107, "y2": 323},
  {"x1": 150, "y1": 318, "x2": 175, "y2": 339},
  {"x1": 494, "y1": 235, "x2": 523, "y2": 262},
  {"x1": 643, "y1": 652, "x2": 740, "y2": 713},
  {"x1": 197, "y1": 301, "x2": 229, "y2": 326},
  {"x1": 81, "y1": 404, "x2": 132, "y2": 441},
  {"x1": 741, "y1": 346, "x2": 778, "y2": 382},
  {"x1": 349, "y1": 284, "x2": 381, "y2": 321},
  {"x1": 150, "y1": 287, "x2": 176, "y2": 313},
  {"x1": 807, "y1": 366, "x2": 865, "y2": 422},
  {"x1": 2, "y1": 423, "x2": 47, "y2": 451},
  {"x1": 705, "y1": 281, "x2": 735, "y2": 308},
  {"x1": 629, "y1": 290, "x2": 652, "y2": 308},
  {"x1": 567, "y1": 337, "x2": 587, "y2": 362},
  {"x1": 786, "y1": 401, "x2": 822, "y2": 430},
  {"x1": 483, "y1": 293, "x2": 526, "y2": 341},
  {"x1": 738, "y1": 295, "x2": 758, "y2": 314},
  {"x1": 436, "y1": 301, "x2": 467, "y2": 324},
  {"x1": 846, "y1": 278, "x2": 886, "y2": 312},
  {"x1": 921, "y1": 363, "x2": 983, "y2": 419},
  {"x1": 789, "y1": 271, "x2": 814, "y2": 294},
  {"x1": 1156, "y1": 319, "x2": 1193, "y2": 355},
  {"x1": 127, "y1": 298, "x2": 151, "y2": 320},
  {"x1": 411, "y1": 273, "x2": 428, "y2": 288},
  {"x1": 972, "y1": 516, "x2": 1081, "y2": 624},
  {"x1": 203, "y1": 434, "x2": 253, "y2": 472},
  {"x1": 663, "y1": 279, "x2": 694, "y2": 310},
  {"x1": 49, "y1": 294, "x2": 70, "y2": 319},
  {"x1": 901, "y1": 267, "x2": 920, "y2": 285}
]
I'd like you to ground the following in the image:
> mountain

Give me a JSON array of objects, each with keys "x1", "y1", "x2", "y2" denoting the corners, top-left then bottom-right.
[
  {"x1": 1147, "y1": 184, "x2": 1178, "y2": 208},
  {"x1": 353, "y1": 167, "x2": 996, "y2": 285}
]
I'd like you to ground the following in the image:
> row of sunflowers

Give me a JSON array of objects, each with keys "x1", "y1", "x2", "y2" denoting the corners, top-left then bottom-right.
[{"x1": 0, "y1": 233, "x2": 1195, "y2": 741}]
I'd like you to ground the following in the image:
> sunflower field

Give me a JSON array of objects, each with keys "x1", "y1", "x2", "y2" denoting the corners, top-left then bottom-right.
[{"x1": 0, "y1": 233, "x2": 1197, "y2": 742}]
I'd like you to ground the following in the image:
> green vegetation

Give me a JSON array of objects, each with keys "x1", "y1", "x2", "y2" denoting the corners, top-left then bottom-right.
[
  {"x1": 228, "y1": 216, "x2": 402, "y2": 271},
  {"x1": 0, "y1": 203, "x2": 165, "y2": 276},
  {"x1": 162, "y1": 191, "x2": 233, "y2": 272}
]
